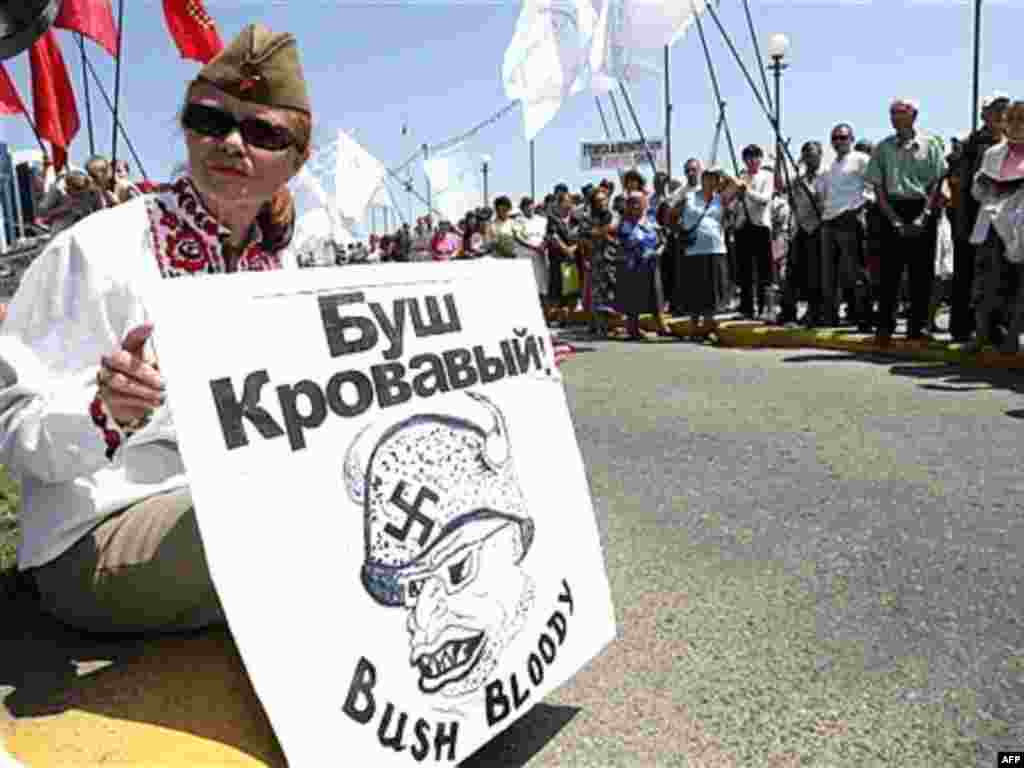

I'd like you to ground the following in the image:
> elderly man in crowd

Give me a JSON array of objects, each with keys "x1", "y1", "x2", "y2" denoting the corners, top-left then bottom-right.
[
  {"x1": 865, "y1": 98, "x2": 947, "y2": 345},
  {"x1": 820, "y1": 122, "x2": 872, "y2": 329},
  {"x1": 954, "y1": 92, "x2": 1010, "y2": 342},
  {"x1": 779, "y1": 141, "x2": 825, "y2": 326}
]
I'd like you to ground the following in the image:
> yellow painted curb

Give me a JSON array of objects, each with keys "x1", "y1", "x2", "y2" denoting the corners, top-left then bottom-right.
[
  {"x1": 716, "y1": 323, "x2": 1024, "y2": 369},
  {"x1": 4, "y1": 631, "x2": 284, "y2": 768}
]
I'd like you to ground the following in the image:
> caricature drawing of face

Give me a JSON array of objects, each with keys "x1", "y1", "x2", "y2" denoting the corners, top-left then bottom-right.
[{"x1": 399, "y1": 521, "x2": 534, "y2": 698}]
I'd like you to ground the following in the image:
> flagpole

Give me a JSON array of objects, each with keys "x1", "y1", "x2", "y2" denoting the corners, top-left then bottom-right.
[
  {"x1": 595, "y1": 97, "x2": 613, "y2": 139},
  {"x1": 741, "y1": 0, "x2": 773, "y2": 114},
  {"x1": 594, "y1": 97, "x2": 625, "y2": 183},
  {"x1": 693, "y1": 1, "x2": 739, "y2": 175},
  {"x1": 77, "y1": 34, "x2": 96, "y2": 156},
  {"x1": 81, "y1": 50, "x2": 147, "y2": 179},
  {"x1": 617, "y1": 83, "x2": 658, "y2": 176},
  {"x1": 607, "y1": 92, "x2": 629, "y2": 139},
  {"x1": 110, "y1": 0, "x2": 125, "y2": 170},
  {"x1": 529, "y1": 139, "x2": 535, "y2": 200},
  {"x1": 19, "y1": 110, "x2": 49, "y2": 160},
  {"x1": 664, "y1": 45, "x2": 672, "y2": 179}
]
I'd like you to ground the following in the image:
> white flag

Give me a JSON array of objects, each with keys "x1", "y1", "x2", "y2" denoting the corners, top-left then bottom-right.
[
  {"x1": 589, "y1": 0, "x2": 706, "y2": 93},
  {"x1": 334, "y1": 129, "x2": 387, "y2": 223},
  {"x1": 423, "y1": 144, "x2": 483, "y2": 223},
  {"x1": 503, "y1": 0, "x2": 597, "y2": 140}
]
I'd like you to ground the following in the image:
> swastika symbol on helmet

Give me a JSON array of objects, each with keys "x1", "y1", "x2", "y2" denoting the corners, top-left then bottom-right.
[{"x1": 385, "y1": 481, "x2": 440, "y2": 546}]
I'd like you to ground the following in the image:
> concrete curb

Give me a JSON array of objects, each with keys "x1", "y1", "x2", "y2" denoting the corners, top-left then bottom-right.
[{"x1": 545, "y1": 308, "x2": 1024, "y2": 370}]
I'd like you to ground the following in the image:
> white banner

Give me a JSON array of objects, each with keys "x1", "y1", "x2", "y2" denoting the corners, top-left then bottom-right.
[
  {"x1": 580, "y1": 137, "x2": 665, "y2": 172},
  {"x1": 146, "y1": 261, "x2": 616, "y2": 767}
]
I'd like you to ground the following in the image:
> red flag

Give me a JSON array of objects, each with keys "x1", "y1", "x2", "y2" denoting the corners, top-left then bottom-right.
[
  {"x1": 54, "y1": 0, "x2": 120, "y2": 58},
  {"x1": 0, "y1": 64, "x2": 27, "y2": 116},
  {"x1": 30, "y1": 31, "x2": 80, "y2": 172},
  {"x1": 162, "y1": 0, "x2": 224, "y2": 63}
]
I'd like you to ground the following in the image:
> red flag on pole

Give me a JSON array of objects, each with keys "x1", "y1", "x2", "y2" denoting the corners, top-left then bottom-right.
[
  {"x1": 54, "y1": 0, "x2": 120, "y2": 58},
  {"x1": 30, "y1": 30, "x2": 80, "y2": 171},
  {"x1": 162, "y1": 0, "x2": 224, "y2": 63},
  {"x1": 0, "y1": 64, "x2": 27, "y2": 116}
]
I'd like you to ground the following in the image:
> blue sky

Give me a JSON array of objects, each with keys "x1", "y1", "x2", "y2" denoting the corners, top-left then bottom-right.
[{"x1": 0, "y1": 0, "x2": 1019, "y2": 221}]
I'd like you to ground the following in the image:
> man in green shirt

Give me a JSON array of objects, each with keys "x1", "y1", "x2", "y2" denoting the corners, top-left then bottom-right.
[{"x1": 864, "y1": 98, "x2": 947, "y2": 344}]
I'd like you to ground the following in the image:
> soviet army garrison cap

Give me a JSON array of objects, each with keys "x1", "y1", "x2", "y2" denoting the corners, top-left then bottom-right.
[{"x1": 196, "y1": 22, "x2": 310, "y2": 113}]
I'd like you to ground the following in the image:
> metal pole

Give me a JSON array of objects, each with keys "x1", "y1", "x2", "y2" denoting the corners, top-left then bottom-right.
[
  {"x1": 618, "y1": 82, "x2": 658, "y2": 176},
  {"x1": 705, "y1": 4, "x2": 773, "y2": 128},
  {"x1": 81, "y1": 51, "x2": 147, "y2": 179},
  {"x1": 971, "y1": 0, "x2": 982, "y2": 133},
  {"x1": 110, "y1": 0, "x2": 126, "y2": 169},
  {"x1": 595, "y1": 97, "x2": 612, "y2": 138},
  {"x1": 78, "y1": 34, "x2": 95, "y2": 156},
  {"x1": 693, "y1": 2, "x2": 740, "y2": 175},
  {"x1": 608, "y1": 92, "x2": 629, "y2": 139},
  {"x1": 742, "y1": 0, "x2": 773, "y2": 114},
  {"x1": 482, "y1": 162, "x2": 489, "y2": 207},
  {"x1": 664, "y1": 44, "x2": 672, "y2": 179},
  {"x1": 529, "y1": 139, "x2": 536, "y2": 200},
  {"x1": 705, "y1": 3, "x2": 804, "y2": 184},
  {"x1": 422, "y1": 143, "x2": 431, "y2": 218},
  {"x1": 773, "y1": 57, "x2": 783, "y2": 173}
]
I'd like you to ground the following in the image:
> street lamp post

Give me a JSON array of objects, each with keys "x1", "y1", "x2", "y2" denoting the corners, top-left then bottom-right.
[
  {"x1": 481, "y1": 154, "x2": 491, "y2": 208},
  {"x1": 765, "y1": 33, "x2": 790, "y2": 170},
  {"x1": 972, "y1": 0, "x2": 982, "y2": 133}
]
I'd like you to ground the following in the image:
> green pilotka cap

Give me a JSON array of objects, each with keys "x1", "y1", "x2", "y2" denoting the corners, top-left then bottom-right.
[{"x1": 196, "y1": 23, "x2": 311, "y2": 114}]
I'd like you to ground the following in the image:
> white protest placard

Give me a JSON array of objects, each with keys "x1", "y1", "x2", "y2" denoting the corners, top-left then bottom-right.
[
  {"x1": 146, "y1": 260, "x2": 616, "y2": 767},
  {"x1": 580, "y1": 138, "x2": 665, "y2": 172}
]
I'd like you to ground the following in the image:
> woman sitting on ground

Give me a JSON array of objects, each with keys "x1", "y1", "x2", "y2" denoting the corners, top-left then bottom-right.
[{"x1": 0, "y1": 23, "x2": 312, "y2": 634}]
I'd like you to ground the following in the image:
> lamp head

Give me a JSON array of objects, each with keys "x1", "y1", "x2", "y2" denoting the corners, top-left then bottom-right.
[{"x1": 766, "y1": 33, "x2": 790, "y2": 60}]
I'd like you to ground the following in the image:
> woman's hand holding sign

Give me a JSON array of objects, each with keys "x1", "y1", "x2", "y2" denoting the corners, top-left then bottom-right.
[{"x1": 97, "y1": 323, "x2": 165, "y2": 427}]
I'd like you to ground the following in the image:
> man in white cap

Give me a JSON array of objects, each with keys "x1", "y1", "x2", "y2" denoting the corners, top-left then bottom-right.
[
  {"x1": 865, "y1": 98, "x2": 947, "y2": 345},
  {"x1": 953, "y1": 91, "x2": 1011, "y2": 342}
]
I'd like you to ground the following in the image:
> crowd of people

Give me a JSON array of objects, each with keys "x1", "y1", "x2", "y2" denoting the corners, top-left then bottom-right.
[
  {"x1": 357, "y1": 93, "x2": 1024, "y2": 350},
  {"x1": 27, "y1": 154, "x2": 153, "y2": 236},
  {"x1": 10, "y1": 92, "x2": 1024, "y2": 352}
]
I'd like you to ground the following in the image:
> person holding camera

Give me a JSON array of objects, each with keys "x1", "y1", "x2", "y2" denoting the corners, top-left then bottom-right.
[
  {"x1": 664, "y1": 168, "x2": 735, "y2": 339},
  {"x1": 732, "y1": 145, "x2": 776, "y2": 320}
]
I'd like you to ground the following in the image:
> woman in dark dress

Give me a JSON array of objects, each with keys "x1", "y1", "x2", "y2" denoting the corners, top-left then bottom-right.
[
  {"x1": 615, "y1": 190, "x2": 667, "y2": 339},
  {"x1": 585, "y1": 187, "x2": 619, "y2": 337}
]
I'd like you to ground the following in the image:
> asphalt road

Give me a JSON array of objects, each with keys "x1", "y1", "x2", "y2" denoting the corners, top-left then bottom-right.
[{"x1": 468, "y1": 335, "x2": 1024, "y2": 768}]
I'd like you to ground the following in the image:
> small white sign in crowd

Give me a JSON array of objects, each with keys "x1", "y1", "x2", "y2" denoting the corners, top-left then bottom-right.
[
  {"x1": 148, "y1": 260, "x2": 616, "y2": 766},
  {"x1": 580, "y1": 138, "x2": 665, "y2": 173}
]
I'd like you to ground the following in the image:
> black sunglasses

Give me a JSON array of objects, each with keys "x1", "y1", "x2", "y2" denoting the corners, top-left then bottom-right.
[
  {"x1": 831, "y1": 134, "x2": 851, "y2": 141},
  {"x1": 183, "y1": 103, "x2": 295, "y2": 151}
]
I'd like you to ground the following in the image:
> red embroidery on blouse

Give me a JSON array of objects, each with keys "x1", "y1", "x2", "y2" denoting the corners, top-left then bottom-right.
[{"x1": 145, "y1": 177, "x2": 283, "y2": 278}]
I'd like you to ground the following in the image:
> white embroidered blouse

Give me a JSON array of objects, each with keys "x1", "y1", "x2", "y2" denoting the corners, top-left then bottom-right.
[{"x1": 0, "y1": 177, "x2": 292, "y2": 569}]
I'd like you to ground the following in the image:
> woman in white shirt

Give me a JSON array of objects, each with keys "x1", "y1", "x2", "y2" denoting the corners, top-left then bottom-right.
[{"x1": 0, "y1": 23, "x2": 312, "y2": 634}]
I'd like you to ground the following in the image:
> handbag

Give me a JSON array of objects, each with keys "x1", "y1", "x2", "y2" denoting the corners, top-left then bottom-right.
[
  {"x1": 560, "y1": 260, "x2": 580, "y2": 295},
  {"x1": 681, "y1": 203, "x2": 711, "y2": 248}
]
